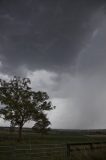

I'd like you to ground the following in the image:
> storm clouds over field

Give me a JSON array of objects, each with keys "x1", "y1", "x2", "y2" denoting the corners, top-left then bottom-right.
[{"x1": 0, "y1": 0, "x2": 106, "y2": 129}]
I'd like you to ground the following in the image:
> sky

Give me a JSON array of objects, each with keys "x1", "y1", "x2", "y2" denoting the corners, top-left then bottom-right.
[{"x1": 0, "y1": 0, "x2": 106, "y2": 129}]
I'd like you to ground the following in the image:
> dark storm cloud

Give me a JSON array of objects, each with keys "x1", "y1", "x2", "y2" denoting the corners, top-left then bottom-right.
[
  {"x1": 0, "y1": 0, "x2": 105, "y2": 73},
  {"x1": 1, "y1": 0, "x2": 106, "y2": 129}
]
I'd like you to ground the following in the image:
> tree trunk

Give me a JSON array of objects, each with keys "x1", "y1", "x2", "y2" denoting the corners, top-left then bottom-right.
[{"x1": 18, "y1": 125, "x2": 22, "y2": 141}]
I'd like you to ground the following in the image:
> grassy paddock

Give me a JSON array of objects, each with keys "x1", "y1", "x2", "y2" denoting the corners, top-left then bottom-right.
[
  {"x1": 0, "y1": 129, "x2": 106, "y2": 159},
  {"x1": 1, "y1": 130, "x2": 106, "y2": 144},
  {"x1": 70, "y1": 150, "x2": 106, "y2": 160}
]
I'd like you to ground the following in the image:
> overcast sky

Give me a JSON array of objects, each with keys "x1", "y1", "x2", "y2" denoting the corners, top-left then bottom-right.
[{"x1": 0, "y1": 0, "x2": 106, "y2": 129}]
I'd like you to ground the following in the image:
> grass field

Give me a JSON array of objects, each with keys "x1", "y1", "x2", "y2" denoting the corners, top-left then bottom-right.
[{"x1": 0, "y1": 129, "x2": 106, "y2": 160}]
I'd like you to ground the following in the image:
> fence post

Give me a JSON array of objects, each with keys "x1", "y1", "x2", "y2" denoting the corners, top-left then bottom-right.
[
  {"x1": 90, "y1": 143, "x2": 93, "y2": 150},
  {"x1": 67, "y1": 144, "x2": 70, "y2": 160},
  {"x1": 12, "y1": 145, "x2": 16, "y2": 160},
  {"x1": 29, "y1": 143, "x2": 32, "y2": 160}
]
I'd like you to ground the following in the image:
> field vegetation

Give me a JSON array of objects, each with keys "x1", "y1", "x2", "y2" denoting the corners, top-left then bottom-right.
[{"x1": 0, "y1": 128, "x2": 106, "y2": 160}]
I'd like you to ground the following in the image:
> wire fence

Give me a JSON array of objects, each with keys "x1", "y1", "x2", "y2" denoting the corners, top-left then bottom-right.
[
  {"x1": 0, "y1": 144, "x2": 67, "y2": 160},
  {"x1": 1, "y1": 142, "x2": 106, "y2": 160},
  {"x1": 67, "y1": 142, "x2": 106, "y2": 160}
]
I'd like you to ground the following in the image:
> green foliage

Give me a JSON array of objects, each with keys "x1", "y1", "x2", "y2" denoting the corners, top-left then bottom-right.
[
  {"x1": 0, "y1": 76, "x2": 55, "y2": 140},
  {"x1": 32, "y1": 112, "x2": 51, "y2": 134}
]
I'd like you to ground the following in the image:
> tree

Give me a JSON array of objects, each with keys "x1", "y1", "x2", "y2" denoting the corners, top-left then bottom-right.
[
  {"x1": 32, "y1": 112, "x2": 51, "y2": 134},
  {"x1": 0, "y1": 76, "x2": 55, "y2": 140}
]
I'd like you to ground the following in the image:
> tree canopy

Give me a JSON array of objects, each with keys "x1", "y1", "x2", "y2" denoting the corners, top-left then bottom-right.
[{"x1": 0, "y1": 76, "x2": 55, "y2": 140}]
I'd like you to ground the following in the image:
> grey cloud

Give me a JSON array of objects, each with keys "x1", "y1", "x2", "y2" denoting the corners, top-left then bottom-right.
[
  {"x1": 0, "y1": 0, "x2": 106, "y2": 129},
  {"x1": 76, "y1": 13, "x2": 106, "y2": 75},
  {"x1": 47, "y1": 72, "x2": 106, "y2": 129},
  {"x1": 0, "y1": 0, "x2": 105, "y2": 74},
  {"x1": 24, "y1": 67, "x2": 106, "y2": 129}
]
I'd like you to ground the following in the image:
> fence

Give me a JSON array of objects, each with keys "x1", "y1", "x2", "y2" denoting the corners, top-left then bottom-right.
[
  {"x1": 66, "y1": 142, "x2": 106, "y2": 159},
  {"x1": 1, "y1": 142, "x2": 106, "y2": 160},
  {"x1": 0, "y1": 144, "x2": 66, "y2": 160}
]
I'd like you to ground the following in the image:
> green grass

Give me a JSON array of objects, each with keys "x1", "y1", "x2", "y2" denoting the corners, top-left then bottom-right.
[
  {"x1": 0, "y1": 130, "x2": 106, "y2": 160},
  {"x1": 1, "y1": 130, "x2": 106, "y2": 144},
  {"x1": 70, "y1": 150, "x2": 106, "y2": 160}
]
